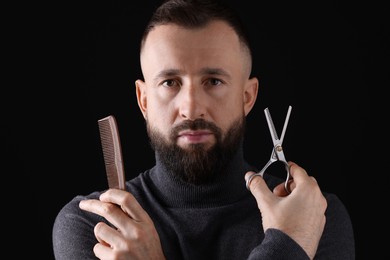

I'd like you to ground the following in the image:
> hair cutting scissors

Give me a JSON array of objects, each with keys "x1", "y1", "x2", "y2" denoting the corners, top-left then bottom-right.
[{"x1": 246, "y1": 105, "x2": 293, "y2": 193}]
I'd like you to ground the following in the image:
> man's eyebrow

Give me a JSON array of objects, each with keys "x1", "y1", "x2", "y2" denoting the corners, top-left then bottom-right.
[
  {"x1": 154, "y1": 67, "x2": 231, "y2": 80},
  {"x1": 200, "y1": 67, "x2": 230, "y2": 78},
  {"x1": 154, "y1": 69, "x2": 182, "y2": 80}
]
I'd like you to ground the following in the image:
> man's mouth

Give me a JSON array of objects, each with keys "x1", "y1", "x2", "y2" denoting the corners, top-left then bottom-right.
[{"x1": 177, "y1": 129, "x2": 214, "y2": 144}]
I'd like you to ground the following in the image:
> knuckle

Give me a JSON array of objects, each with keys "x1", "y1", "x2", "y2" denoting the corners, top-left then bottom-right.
[
  {"x1": 132, "y1": 226, "x2": 147, "y2": 240},
  {"x1": 101, "y1": 203, "x2": 117, "y2": 214},
  {"x1": 122, "y1": 193, "x2": 134, "y2": 205}
]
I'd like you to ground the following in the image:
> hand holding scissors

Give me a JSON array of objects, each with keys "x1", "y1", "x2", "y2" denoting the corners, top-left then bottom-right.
[{"x1": 246, "y1": 106, "x2": 292, "y2": 193}]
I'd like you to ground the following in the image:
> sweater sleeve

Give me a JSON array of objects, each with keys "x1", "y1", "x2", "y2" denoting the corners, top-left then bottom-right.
[
  {"x1": 315, "y1": 193, "x2": 355, "y2": 259},
  {"x1": 248, "y1": 228, "x2": 310, "y2": 260},
  {"x1": 247, "y1": 193, "x2": 355, "y2": 260},
  {"x1": 52, "y1": 193, "x2": 102, "y2": 260}
]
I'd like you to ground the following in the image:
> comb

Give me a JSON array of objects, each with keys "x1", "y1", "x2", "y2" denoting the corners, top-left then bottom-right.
[{"x1": 98, "y1": 115, "x2": 126, "y2": 190}]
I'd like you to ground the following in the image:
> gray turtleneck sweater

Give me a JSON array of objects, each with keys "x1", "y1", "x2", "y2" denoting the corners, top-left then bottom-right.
[{"x1": 52, "y1": 148, "x2": 355, "y2": 259}]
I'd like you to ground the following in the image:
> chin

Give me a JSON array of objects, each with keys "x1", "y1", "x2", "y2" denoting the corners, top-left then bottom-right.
[{"x1": 178, "y1": 141, "x2": 214, "y2": 151}]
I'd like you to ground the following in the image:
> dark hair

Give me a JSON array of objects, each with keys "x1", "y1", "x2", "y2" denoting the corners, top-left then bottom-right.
[{"x1": 140, "y1": 0, "x2": 252, "y2": 59}]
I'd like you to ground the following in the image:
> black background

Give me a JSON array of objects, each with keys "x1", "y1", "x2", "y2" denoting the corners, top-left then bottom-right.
[{"x1": 8, "y1": 0, "x2": 386, "y2": 259}]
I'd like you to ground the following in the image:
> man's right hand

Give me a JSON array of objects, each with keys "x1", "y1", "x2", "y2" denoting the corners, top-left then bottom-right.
[{"x1": 245, "y1": 161, "x2": 327, "y2": 259}]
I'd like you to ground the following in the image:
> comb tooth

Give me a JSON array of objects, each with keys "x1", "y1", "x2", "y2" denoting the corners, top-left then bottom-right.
[
  {"x1": 98, "y1": 119, "x2": 115, "y2": 163},
  {"x1": 98, "y1": 116, "x2": 126, "y2": 190}
]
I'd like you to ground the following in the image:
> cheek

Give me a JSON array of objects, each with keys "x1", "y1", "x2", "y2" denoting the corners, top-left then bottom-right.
[
  {"x1": 212, "y1": 97, "x2": 244, "y2": 120},
  {"x1": 145, "y1": 100, "x2": 174, "y2": 134},
  {"x1": 215, "y1": 108, "x2": 246, "y2": 137}
]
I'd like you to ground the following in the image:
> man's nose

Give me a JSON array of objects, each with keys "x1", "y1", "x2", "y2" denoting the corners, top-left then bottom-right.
[{"x1": 178, "y1": 86, "x2": 205, "y2": 120}]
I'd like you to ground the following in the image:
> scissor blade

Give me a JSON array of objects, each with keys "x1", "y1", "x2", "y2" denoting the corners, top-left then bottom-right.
[
  {"x1": 264, "y1": 107, "x2": 280, "y2": 146},
  {"x1": 280, "y1": 106, "x2": 292, "y2": 143},
  {"x1": 264, "y1": 106, "x2": 292, "y2": 146}
]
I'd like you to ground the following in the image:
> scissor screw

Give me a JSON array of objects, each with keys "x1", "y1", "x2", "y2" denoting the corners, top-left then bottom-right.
[{"x1": 276, "y1": 145, "x2": 283, "y2": 152}]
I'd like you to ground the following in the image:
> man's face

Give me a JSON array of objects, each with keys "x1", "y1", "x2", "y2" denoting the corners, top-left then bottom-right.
[
  {"x1": 136, "y1": 20, "x2": 258, "y2": 183},
  {"x1": 147, "y1": 115, "x2": 245, "y2": 184}
]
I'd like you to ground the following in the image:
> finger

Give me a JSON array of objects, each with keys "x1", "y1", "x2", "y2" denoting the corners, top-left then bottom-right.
[
  {"x1": 93, "y1": 242, "x2": 113, "y2": 259},
  {"x1": 288, "y1": 161, "x2": 310, "y2": 184},
  {"x1": 273, "y1": 181, "x2": 289, "y2": 197},
  {"x1": 288, "y1": 162, "x2": 321, "y2": 192},
  {"x1": 79, "y1": 199, "x2": 130, "y2": 230},
  {"x1": 100, "y1": 189, "x2": 151, "y2": 223},
  {"x1": 79, "y1": 199, "x2": 105, "y2": 214},
  {"x1": 94, "y1": 222, "x2": 122, "y2": 249},
  {"x1": 244, "y1": 171, "x2": 274, "y2": 205},
  {"x1": 93, "y1": 222, "x2": 118, "y2": 247}
]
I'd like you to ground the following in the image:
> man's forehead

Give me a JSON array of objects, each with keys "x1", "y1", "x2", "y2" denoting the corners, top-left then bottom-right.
[
  {"x1": 140, "y1": 20, "x2": 251, "y2": 78},
  {"x1": 144, "y1": 20, "x2": 238, "y2": 46}
]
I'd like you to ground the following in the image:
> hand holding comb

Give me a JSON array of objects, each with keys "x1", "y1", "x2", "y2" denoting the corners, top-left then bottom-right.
[{"x1": 98, "y1": 115, "x2": 126, "y2": 190}]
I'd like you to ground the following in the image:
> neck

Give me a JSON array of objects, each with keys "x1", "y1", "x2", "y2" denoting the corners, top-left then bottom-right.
[{"x1": 149, "y1": 145, "x2": 255, "y2": 208}]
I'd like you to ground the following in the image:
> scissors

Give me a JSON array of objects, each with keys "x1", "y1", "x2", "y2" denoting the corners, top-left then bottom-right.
[{"x1": 246, "y1": 105, "x2": 293, "y2": 193}]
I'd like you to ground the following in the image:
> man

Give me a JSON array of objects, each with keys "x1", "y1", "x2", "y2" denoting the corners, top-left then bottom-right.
[{"x1": 52, "y1": 0, "x2": 355, "y2": 259}]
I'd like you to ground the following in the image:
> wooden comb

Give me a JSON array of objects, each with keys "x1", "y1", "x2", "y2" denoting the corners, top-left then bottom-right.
[{"x1": 98, "y1": 115, "x2": 126, "y2": 190}]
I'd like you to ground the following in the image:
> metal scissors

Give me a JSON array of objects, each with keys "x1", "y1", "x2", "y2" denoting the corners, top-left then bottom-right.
[{"x1": 246, "y1": 105, "x2": 293, "y2": 193}]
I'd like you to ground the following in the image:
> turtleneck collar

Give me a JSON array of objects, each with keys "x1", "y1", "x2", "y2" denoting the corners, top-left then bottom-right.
[{"x1": 147, "y1": 145, "x2": 257, "y2": 208}]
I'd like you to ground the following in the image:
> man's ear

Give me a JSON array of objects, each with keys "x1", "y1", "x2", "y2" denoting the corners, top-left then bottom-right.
[
  {"x1": 243, "y1": 77, "x2": 259, "y2": 116},
  {"x1": 135, "y1": 79, "x2": 147, "y2": 119}
]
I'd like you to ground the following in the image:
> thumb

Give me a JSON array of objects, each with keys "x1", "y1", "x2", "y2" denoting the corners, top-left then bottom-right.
[{"x1": 245, "y1": 171, "x2": 274, "y2": 206}]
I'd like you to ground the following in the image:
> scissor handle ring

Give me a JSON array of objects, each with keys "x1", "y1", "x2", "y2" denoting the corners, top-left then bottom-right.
[
  {"x1": 283, "y1": 162, "x2": 292, "y2": 194},
  {"x1": 245, "y1": 173, "x2": 262, "y2": 190},
  {"x1": 246, "y1": 161, "x2": 292, "y2": 194}
]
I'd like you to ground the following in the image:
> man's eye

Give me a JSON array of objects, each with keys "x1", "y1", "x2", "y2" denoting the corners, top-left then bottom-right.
[
  {"x1": 208, "y1": 78, "x2": 222, "y2": 86},
  {"x1": 162, "y1": 80, "x2": 177, "y2": 88}
]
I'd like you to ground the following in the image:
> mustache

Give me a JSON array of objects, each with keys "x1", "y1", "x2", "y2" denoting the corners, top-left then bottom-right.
[{"x1": 171, "y1": 119, "x2": 221, "y2": 136}]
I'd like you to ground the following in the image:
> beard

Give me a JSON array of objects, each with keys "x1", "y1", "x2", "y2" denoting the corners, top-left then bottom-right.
[{"x1": 147, "y1": 117, "x2": 246, "y2": 185}]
